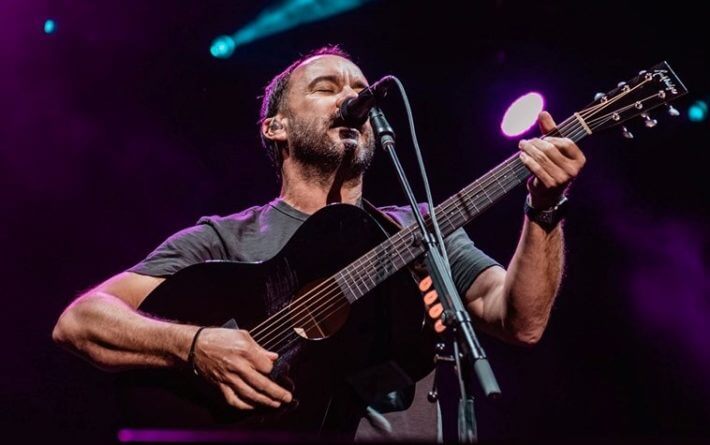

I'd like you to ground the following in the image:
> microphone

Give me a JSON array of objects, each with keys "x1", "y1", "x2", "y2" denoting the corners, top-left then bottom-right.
[{"x1": 337, "y1": 76, "x2": 393, "y2": 127}]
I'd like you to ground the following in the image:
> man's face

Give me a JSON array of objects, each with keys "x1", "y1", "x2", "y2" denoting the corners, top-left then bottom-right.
[{"x1": 281, "y1": 55, "x2": 376, "y2": 179}]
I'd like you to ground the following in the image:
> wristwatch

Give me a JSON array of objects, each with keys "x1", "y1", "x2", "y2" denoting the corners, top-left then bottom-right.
[{"x1": 524, "y1": 194, "x2": 569, "y2": 232}]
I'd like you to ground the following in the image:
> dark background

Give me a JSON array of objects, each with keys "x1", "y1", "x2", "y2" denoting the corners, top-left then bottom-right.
[{"x1": 1, "y1": 0, "x2": 707, "y2": 443}]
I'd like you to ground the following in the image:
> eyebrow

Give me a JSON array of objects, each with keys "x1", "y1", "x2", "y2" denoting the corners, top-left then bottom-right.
[{"x1": 307, "y1": 75, "x2": 368, "y2": 90}]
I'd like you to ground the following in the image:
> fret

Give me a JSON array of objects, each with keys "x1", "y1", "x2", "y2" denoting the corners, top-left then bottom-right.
[
  {"x1": 393, "y1": 243, "x2": 407, "y2": 268},
  {"x1": 334, "y1": 270, "x2": 358, "y2": 303}
]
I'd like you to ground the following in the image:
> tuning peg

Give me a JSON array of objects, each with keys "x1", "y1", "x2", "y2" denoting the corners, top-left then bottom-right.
[
  {"x1": 641, "y1": 112, "x2": 658, "y2": 128},
  {"x1": 621, "y1": 126, "x2": 634, "y2": 139},
  {"x1": 638, "y1": 70, "x2": 647, "y2": 75},
  {"x1": 617, "y1": 81, "x2": 631, "y2": 92},
  {"x1": 594, "y1": 92, "x2": 606, "y2": 101},
  {"x1": 666, "y1": 104, "x2": 680, "y2": 117}
]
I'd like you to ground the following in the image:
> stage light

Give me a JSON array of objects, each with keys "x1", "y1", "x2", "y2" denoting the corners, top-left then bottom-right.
[
  {"x1": 210, "y1": 0, "x2": 374, "y2": 59},
  {"x1": 210, "y1": 35, "x2": 236, "y2": 59},
  {"x1": 500, "y1": 92, "x2": 544, "y2": 137},
  {"x1": 688, "y1": 100, "x2": 707, "y2": 123},
  {"x1": 43, "y1": 19, "x2": 56, "y2": 34}
]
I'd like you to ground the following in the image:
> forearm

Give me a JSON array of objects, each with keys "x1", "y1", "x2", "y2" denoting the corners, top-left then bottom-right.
[
  {"x1": 502, "y1": 217, "x2": 564, "y2": 343},
  {"x1": 52, "y1": 292, "x2": 198, "y2": 371}
]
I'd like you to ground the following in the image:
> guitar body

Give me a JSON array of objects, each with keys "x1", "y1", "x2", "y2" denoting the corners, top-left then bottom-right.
[{"x1": 118, "y1": 204, "x2": 436, "y2": 439}]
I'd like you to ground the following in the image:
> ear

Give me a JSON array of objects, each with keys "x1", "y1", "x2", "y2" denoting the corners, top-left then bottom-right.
[{"x1": 262, "y1": 115, "x2": 288, "y2": 144}]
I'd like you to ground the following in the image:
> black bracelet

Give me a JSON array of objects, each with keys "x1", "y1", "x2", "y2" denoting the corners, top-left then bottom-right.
[{"x1": 187, "y1": 326, "x2": 207, "y2": 376}]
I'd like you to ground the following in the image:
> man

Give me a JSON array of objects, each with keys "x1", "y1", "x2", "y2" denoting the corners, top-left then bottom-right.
[{"x1": 53, "y1": 45, "x2": 585, "y2": 441}]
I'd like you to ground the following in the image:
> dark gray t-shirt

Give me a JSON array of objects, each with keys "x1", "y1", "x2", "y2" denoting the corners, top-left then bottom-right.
[{"x1": 128, "y1": 198, "x2": 499, "y2": 441}]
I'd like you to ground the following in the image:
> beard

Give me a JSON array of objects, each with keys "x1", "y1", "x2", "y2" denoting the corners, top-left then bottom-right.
[{"x1": 286, "y1": 112, "x2": 375, "y2": 182}]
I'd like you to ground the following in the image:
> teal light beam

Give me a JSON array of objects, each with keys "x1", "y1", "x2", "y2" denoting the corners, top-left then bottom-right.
[{"x1": 210, "y1": 0, "x2": 376, "y2": 59}]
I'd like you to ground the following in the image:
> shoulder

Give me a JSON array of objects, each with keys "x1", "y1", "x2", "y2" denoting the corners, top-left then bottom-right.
[{"x1": 196, "y1": 203, "x2": 270, "y2": 231}]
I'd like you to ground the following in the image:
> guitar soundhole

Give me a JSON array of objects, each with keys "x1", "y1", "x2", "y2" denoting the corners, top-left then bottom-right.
[{"x1": 288, "y1": 280, "x2": 350, "y2": 340}]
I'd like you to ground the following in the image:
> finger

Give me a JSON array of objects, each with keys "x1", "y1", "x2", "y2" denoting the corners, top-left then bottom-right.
[
  {"x1": 225, "y1": 373, "x2": 283, "y2": 408},
  {"x1": 423, "y1": 290, "x2": 438, "y2": 306},
  {"x1": 246, "y1": 343, "x2": 277, "y2": 375},
  {"x1": 238, "y1": 365, "x2": 293, "y2": 403},
  {"x1": 248, "y1": 334, "x2": 279, "y2": 362},
  {"x1": 434, "y1": 319, "x2": 446, "y2": 333},
  {"x1": 418, "y1": 275, "x2": 432, "y2": 292},
  {"x1": 218, "y1": 383, "x2": 255, "y2": 410},
  {"x1": 519, "y1": 152, "x2": 556, "y2": 189},
  {"x1": 538, "y1": 111, "x2": 557, "y2": 134},
  {"x1": 542, "y1": 136, "x2": 586, "y2": 163},
  {"x1": 428, "y1": 303, "x2": 443, "y2": 319}
]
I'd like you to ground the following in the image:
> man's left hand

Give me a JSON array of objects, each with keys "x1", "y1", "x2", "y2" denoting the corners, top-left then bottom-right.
[{"x1": 518, "y1": 111, "x2": 586, "y2": 209}]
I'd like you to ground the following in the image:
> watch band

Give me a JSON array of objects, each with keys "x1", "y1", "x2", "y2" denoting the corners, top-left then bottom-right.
[{"x1": 524, "y1": 194, "x2": 569, "y2": 232}]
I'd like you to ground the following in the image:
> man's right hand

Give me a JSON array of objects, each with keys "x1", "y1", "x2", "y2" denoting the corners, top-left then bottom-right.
[{"x1": 191, "y1": 328, "x2": 293, "y2": 410}]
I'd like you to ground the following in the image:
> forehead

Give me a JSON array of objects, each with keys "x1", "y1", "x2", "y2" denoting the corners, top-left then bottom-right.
[{"x1": 290, "y1": 55, "x2": 368, "y2": 87}]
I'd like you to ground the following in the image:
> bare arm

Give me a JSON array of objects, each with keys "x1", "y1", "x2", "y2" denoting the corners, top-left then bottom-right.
[
  {"x1": 52, "y1": 271, "x2": 292, "y2": 409},
  {"x1": 465, "y1": 220, "x2": 564, "y2": 345},
  {"x1": 51, "y1": 272, "x2": 192, "y2": 369}
]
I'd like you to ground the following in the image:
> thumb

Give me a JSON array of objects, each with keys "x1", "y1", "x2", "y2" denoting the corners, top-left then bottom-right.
[{"x1": 538, "y1": 111, "x2": 557, "y2": 134}]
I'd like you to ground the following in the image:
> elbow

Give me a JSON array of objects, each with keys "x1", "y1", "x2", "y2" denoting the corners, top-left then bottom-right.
[
  {"x1": 53, "y1": 295, "x2": 96, "y2": 352},
  {"x1": 52, "y1": 305, "x2": 82, "y2": 349},
  {"x1": 510, "y1": 329, "x2": 544, "y2": 347},
  {"x1": 52, "y1": 303, "x2": 114, "y2": 371},
  {"x1": 503, "y1": 316, "x2": 547, "y2": 347}
]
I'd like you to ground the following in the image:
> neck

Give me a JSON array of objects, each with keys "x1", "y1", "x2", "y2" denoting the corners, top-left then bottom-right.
[{"x1": 279, "y1": 157, "x2": 363, "y2": 214}]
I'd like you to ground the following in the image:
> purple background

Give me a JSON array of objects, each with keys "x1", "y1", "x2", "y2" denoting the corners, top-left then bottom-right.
[{"x1": 1, "y1": 1, "x2": 707, "y2": 443}]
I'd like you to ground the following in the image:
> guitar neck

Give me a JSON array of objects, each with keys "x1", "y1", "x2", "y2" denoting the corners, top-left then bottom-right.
[{"x1": 335, "y1": 115, "x2": 588, "y2": 303}]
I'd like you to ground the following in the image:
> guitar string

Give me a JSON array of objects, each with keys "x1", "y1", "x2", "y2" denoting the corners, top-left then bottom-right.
[{"x1": 250, "y1": 84, "x2": 657, "y2": 350}]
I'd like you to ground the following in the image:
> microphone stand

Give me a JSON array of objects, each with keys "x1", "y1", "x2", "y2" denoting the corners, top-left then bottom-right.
[{"x1": 368, "y1": 107, "x2": 501, "y2": 443}]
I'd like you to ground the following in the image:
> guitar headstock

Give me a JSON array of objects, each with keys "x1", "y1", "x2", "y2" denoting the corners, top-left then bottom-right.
[{"x1": 579, "y1": 61, "x2": 687, "y2": 138}]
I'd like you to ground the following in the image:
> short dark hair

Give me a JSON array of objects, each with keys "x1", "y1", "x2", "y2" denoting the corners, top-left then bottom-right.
[{"x1": 258, "y1": 45, "x2": 352, "y2": 177}]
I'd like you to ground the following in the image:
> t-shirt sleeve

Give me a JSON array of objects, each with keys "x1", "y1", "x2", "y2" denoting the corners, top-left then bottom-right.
[
  {"x1": 126, "y1": 223, "x2": 228, "y2": 277},
  {"x1": 444, "y1": 228, "x2": 501, "y2": 296}
]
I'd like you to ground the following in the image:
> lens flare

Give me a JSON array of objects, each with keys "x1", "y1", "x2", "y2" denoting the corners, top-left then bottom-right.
[{"x1": 501, "y1": 92, "x2": 544, "y2": 137}]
